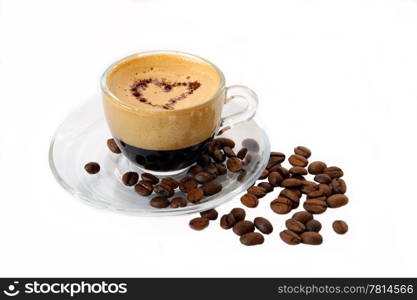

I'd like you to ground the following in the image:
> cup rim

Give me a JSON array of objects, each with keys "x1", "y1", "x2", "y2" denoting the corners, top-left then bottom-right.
[{"x1": 100, "y1": 50, "x2": 226, "y2": 113}]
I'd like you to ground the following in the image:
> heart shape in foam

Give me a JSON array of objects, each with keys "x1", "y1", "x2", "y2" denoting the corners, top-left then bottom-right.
[{"x1": 130, "y1": 78, "x2": 201, "y2": 110}]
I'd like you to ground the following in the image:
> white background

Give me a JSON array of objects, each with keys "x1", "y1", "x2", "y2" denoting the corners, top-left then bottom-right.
[{"x1": 1, "y1": 0, "x2": 417, "y2": 277}]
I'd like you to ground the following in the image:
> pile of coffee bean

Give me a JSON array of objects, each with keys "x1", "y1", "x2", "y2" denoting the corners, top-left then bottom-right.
[{"x1": 280, "y1": 211, "x2": 323, "y2": 245}]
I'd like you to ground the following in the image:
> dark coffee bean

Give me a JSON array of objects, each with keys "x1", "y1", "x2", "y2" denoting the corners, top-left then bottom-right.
[
  {"x1": 154, "y1": 183, "x2": 174, "y2": 197},
  {"x1": 281, "y1": 178, "x2": 303, "y2": 188},
  {"x1": 179, "y1": 176, "x2": 198, "y2": 193},
  {"x1": 200, "y1": 209, "x2": 218, "y2": 220},
  {"x1": 331, "y1": 178, "x2": 347, "y2": 194},
  {"x1": 267, "y1": 156, "x2": 283, "y2": 170},
  {"x1": 202, "y1": 181, "x2": 222, "y2": 196},
  {"x1": 122, "y1": 172, "x2": 139, "y2": 186},
  {"x1": 215, "y1": 163, "x2": 227, "y2": 175},
  {"x1": 314, "y1": 173, "x2": 332, "y2": 184},
  {"x1": 170, "y1": 197, "x2": 187, "y2": 208},
  {"x1": 268, "y1": 171, "x2": 284, "y2": 187},
  {"x1": 247, "y1": 186, "x2": 267, "y2": 198},
  {"x1": 188, "y1": 165, "x2": 204, "y2": 177},
  {"x1": 197, "y1": 154, "x2": 211, "y2": 167},
  {"x1": 233, "y1": 220, "x2": 255, "y2": 236},
  {"x1": 319, "y1": 184, "x2": 333, "y2": 196},
  {"x1": 259, "y1": 169, "x2": 269, "y2": 180},
  {"x1": 307, "y1": 161, "x2": 327, "y2": 175},
  {"x1": 240, "y1": 232, "x2": 264, "y2": 246},
  {"x1": 161, "y1": 177, "x2": 179, "y2": 189},
  {"x1": 291, "y1": 174, "x2": 306, "y2": 181},
  {"x1": 324, "y1": 166, "x2": 344, "y2": 178},
  {"x1": 106, "y1": 138, "x2": 121, "y2": 154},
  {"x1": 237, "y1": 170, "x2": 247, "y2": 182},
  {"x1": 220, "y1": 213, "x2": 236, "y2": 229},
  {"x1": 270, "y1": 165, "x2": 290, "y2": 178},
  {"x1": 326, "y1": 194, "x2": 349, "y2": 208},
  {"x1": 230, "y1": 208, "x2": 246, "y2": 222},
  {"x1": 150, "y1": 196, "x2": 170, "y2": 208},
  {"x1": 303, "y1": 199, "x2": 327, "y2": 214},
  {"x1": 207, "y1": 141, "x2": 218, "y2": 155},
  {"x1": 205, "y1": 164, "x2": 219, "y2": 176},
  {"x1": 279, "y1": 230, "x2": 301, "y2": 245},
  {"x1": 134, "y1": 180, "x2": 154, "y2": 196},
  {"x1": 195, "y1": 171, "x2": 214, "y2": 184},
  {"x1": 258, "y1": 182, "x2": 274, "y2": 193},
  {"x1": 237, "y1": 148, "x2": 248, "y2": 160},
  {"x1": 213, "y1": 138, "x2": 235, "y2": 149},
  {"x1": 333, "y1": 220, "x2": 348, "y2": 234},
  {"x1": 189, "y1": 217, "x2": 209, "y2": 230},
  {"x1": 187, "y1": 188, "x2": 204, "y2": 203},
  {"x1": 84, "y1": 162, "x2": 100, "y2": 174},
  {"x1": 294, "y1": 146, "x2": 311, "y2": 158},
  {"x1": 289, "y1": 167, "x2": 308, "y2": 176},
  {"x1": 223, "y1": 146, "x2": 236, "y2": 157},
  {"x1": 270, "y1": 197, "x2": 292, "y2": 214},
  {"x1": 300, "y1": 232, "x2": 323, "y2": 245},
  {"x1": 213, "y1": 149, "x2": 226, "y2": 162},
  {"x1": 305, "y1": 219, "x2": 322, "y2": 232},
  {"x1": 254, "y1": 217, "x2": 273, "y2": 234},
  {"x1": 300, "y1": 181, "x2": 319, "y2": 194},
  {"x1": 285, "y1": 219, "x2": 306, "y2": 233},
  {"x1": 226, "y1": 157, "x2": 243, "y2": 173},
  {"x1": 280, "y1": 189, "x2": 301, "y2": 202},
  {"x1": 241, "y1": 138, "x2": 259, "y2": 152},
  {"x1": 288, "y1": 154, "x2": 308, "y2": 167},
  {"x1": 270, "y1": 152, "x2": 286, "y2": 162},
  {"x1": 292, "y1": 211, "x2": 313, "y2": 224},
  {"x1": 307, "y1": 190, "x2": 324, "y2": 198},
  {"x1": 141, "y1": 173, "x2": 159, "y2": 184},
  {"x1": 240, "y1": 193, "x2": 259, "y2": 208}
]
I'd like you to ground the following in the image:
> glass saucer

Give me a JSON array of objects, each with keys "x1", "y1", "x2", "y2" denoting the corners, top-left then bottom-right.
[{"x1": 49, "y1": 96, "x2": 270, "y2": 216}]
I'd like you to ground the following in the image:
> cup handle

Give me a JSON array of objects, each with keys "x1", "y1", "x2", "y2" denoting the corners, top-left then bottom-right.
[{"x1": 219, "y1": 85, "x2": 258, "y2": 134}]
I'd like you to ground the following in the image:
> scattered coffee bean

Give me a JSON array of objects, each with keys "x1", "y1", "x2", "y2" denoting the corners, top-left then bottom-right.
[
  {"x1": 307, "y1": 190, "x2": 324, "y2": 199},
  {"x1": 259, "y1": 169, "x2": 269, "y2": 180},
  {"x1": 161, "y1": 177, "x2": 179, "y2": 189},
  {"x1": 240, "y1": 193, "x2": 259, "y2": 208},
  {"x1": 308, "y1": 161, "x2": 327, "y2": 175},
  {"x1": 84, "y1": 162, "x2": 100, "y2": 174},
  {"x1": 223, "y1": 146, "x2": 236, "y2": 157},
  {"x1": 187, "y1": 188, "x2": 204, "y2": 203},
  {"x1": 270, "y1": 165, "x2": 290, "y2": 178},
  {"x1": 237, "y1": 148, "x2": 248, "y2": 160},
  {"x1": 240, "y1": 232, "x2": 264, "y2": 246},
  {"x1": 280, "y1": 189, "x2": 300, "y2": 202},
  {"x1": 289, "y1": 166, "x2": 308, "y2": 176},
  {"x1": 268, "y1": 171, "x2": 284, "y2": 187},
  {"x1": 303, "y1": 199, "x2": 327, "y2": 214},
  {"x1": 305, "y1": 219, "x2": 322, "y2": 232},
  {"x1": 301, "y1": 181, "x2": 319, "y2": 194},
  {"x1": 134, "y1": 180, "x2": 154, "y2": 196},
  {"x1": 270, "y1": 197, "x2": 292, "y2": 214},
  {"x1": 195, "y1": 171, "x2": 214, "y2": 184},
  {"x1": 189, "y1": 217, "x2": 210, "y2": 231},
  {"x1": 324, "y1": 166, "x2": 344, "y2": 178},
  {"x1": 333, "y1": 220, "x2": 348, "y2": 234},
  {"x1": 292, "y1": 211, "x2": 313, "y2": 224},
  {"x1": 200, "y1": 209, "x2": 218, "y2": 220},
  {"x1": 202, "y1": 181, "x2": 222, "y2": 196},
  {"x1": 288, "y1": 154, "x2": 308, "y2": 167},
  {"x1": 170, "y1": 197, "x2": 187, "y2": 208},
  {"x1": 179, "y1": 176, "x2": 198, "y2": 193},
  {"x1": 213, "y1": 137, "x2": 235, "y2": 149},
  {"x1": 319, "y1": 184, "x2": 332, "y2": 196},
  {"x1": 279, "y1": 230, "x2": 301, "y2": 245},
  {"x1": 300, "y1": 232, "x2": 323, "y2": 245},
  {"x1": 247, "y1": 186, "x2": 267, "y2": 198},
  {"x1": 188, "y1": 165, "x2": 204, "y2": 177},
  {"x1": 314, "y1": 173, "x2": 332, "y2": 184},
  {"x1": 122, "y1": 172, "x2": 139, "y2": 186},
  {"x1": 141, "y1": 173, "x2": 159, "y2": 184},
  {"x1": 213, "y1": 149, "x2": 226, "y2": 162},
  {"x1": 230, "y1": 208, "x2": 246, "y2": 222},
  {"x1": 226, "y1": 157, "x2": 243, "y2": 173},
  {"x1": 233, "y1": 220, "x2": 255, "y2": 236},
  {"x1": 205, "y1": 164, "x2": 219, "y2": 176},
  {"x1": 220, "y1": 213, "x2": 236, "y2": 229},
  {"x1": 285, "y1": 219, "x2": 306, "y2": 233},
  {"x1": 326, "y1": 194, "x2": 348, "y2": 208},
  {"x1": 150, "y1": 196, "x2": 170, "y2": 208},
  {"x1": 215, "y1": 163, "x2": 227, "y2": 175},
  {"x1": 331, "y1": 178, "x2": 347, "y2": 194},
  {"x1": 267, "y1": 156, "x2": 283, "y2": 170},
  {"x1": 270, "y1": 152, "x2": 285, "y2": 162},
  {"x1": 154, "y1": 183, "x2": 174, "y2": 197},
  {"x1": 258, "y1": 182, "x2": 274, "y2": 193},
  {"x1": 254, "y1": 217, "x2": 273, "y2": 234},
  {"x1": 107, "y1": 138, "x2": 121, "y2": 154},
  {"x1": 291, "y1": 174, "x2": 306, "y2": 181},
  {"x1": 281, "y1": 178, "x2": 303, "y2": 188},
  {"x1": 294, "y1": 146, "x2": 311, "y2": 158}
]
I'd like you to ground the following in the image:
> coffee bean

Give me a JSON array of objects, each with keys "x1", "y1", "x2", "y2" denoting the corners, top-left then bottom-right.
[
  {"x1": 188, "y1": 165, "x2": 204, "y2": 177},
  {"x1": 200, "y1": 209, "x2": 218, "y2": 220},
  {"x1": 333, "y1": 220, "x2": 348, "y2": 234},
  {"x1": 150, "y1": 196, "x2": 170, "y2": 208},
  {"x1": 122, "y1": 172, "x2": 139, "y2": 186},
  {"x1": 289, "y1": 166, "x2": 308, "y2": 176},
  {"x1": 314, "y1": 173, "x2": 332, "y2": 184},
  {"x1": 223, "y1": 146, "x2": 236, "y2": 158},
  {"x1": 292, "y1": 211, "x2": 313, "y2": 224},
  {"x1": 134, "y1": 180, "x2": 154, "y2": 196},
  {"x1": 195, "y1": 171, "x2": 214, "y2": 184},
  {"x1": 270, "y1": 165, "x2": 290, "y2": 178},
  {"x1": 247, "y1": 186, "x2": 267, "y2": 198},
  {"x1": 279, "y1": 230, "x2": 301, "y2": 245},
  {"x1": 285, "y1": 219, "x2": 306, "y2": 233},
  {"x1": 141, "y1": 173, "x2": 159, "y2": 184},
  {"x1": 305, "y1": 219, "x2": 322, "y2": 232},
  {"x1": 326, "y1": 194, "x2": 348, "y2": 208},
  {"x1": 226, "y1": 157, "x2": 243, "y2": 173},
  {"x1": 324, "y1": 166, "x2": 344, "y2": 178},
  {"x1": 161, "y1": 177, "x2": 179, "y2": 189},
  {"x1": 233, "y1": 220, "x2": 255, "y2": 236},
  {"x1": 270, "y1": 152, "x2": 286, "y2": 162},
  {"x1": 170, "y1": 197, "x2": 187, "y2": 208},
  {"x1": 307, "y1": 161, "x2": 327, "y2": 175},
  {"x1": 220, "y1": 213, "x2": 236, "y2": 229},
  {"x1": 187, "y1": 188, "x2": 204, "y2": 203},
  {"x1": 267, "y1": 156, "x2": 283, "y2": 170},
  {"x1": 319, "y1": 184, "x2": 332, "y2": 196},
  {"x1": 154, "y1": 183, "x2": 174, "y2": 197},
  {"x1": 237, "y1": 148, "x2": 248, "y2": 160},
  {"x1": 300, "y1": 181, "x2": 319, "y2": 194},
  {"x1": 270, "y1": 197, "x2": 292, "y2": 214},
  {"x1": 281, "y1": 178, "x2": 303, "y2": 188},
  {"x1": 230, "y1": 208, "x2": 246, "y2": 222},
  {"x1": 84, "y1": 162, "x2": 100, "y2": 174},
  {"x1": 214, "y1": 163, "x2": 227, "y2": 175},
  {"x1": 237, "y1": 170, "x2": 247, "y2": 182},
  {"x1": 107, "y1": 138, "x2": 121, "y2": 154},
  {"x1": 280, "y1": 189, "x2": 301, "y2": 202},
  {"x1": 240, "y1": 232, "x2": 264, "y2": 246},
  {"x1": 303, "y1": 199, "x2": 327, "y2": 214},
  {"x1": 213, "y1": 138, "x2": 235, "y2": 149},
  {"x1": 294, "y1": 146, "x2": 311, "y2": 158},
  {"x1": 205, "y1": 164, "x2": 219, "y2": 177},
  {"x1": 258, "y1": 182, "x2": 274, "y2": 193},
  {"x1": 259, "y1": 169, "x2": 269, "y2": 180},
  {"x1": 241, "y1": 139, "x2": 259, "y2": 152},
  {"x1": 268, "y1": 172, "x2": 284, "y2": 187},
  {"x1": 291, "y1": 174, "x2": 306, "y2": 181},
  {"x1": 189, "y1": 217, "x2": 209, "y2": 231},
  {"x1": 331, "y1": 178, "x2": 347, "y2": 194},
  {"x1": 300, "y1": 232, "x2": 323, "y2": 245},
  {"x1": 254, "y1": 217, "x2": 273, "y2": 234},
  {"x1": 197, "y1": 154, "x2": 212, "y2": 167},
  {"x1": 288, "y1": 154, "x2": 308, "y2": 167},
  {"x1": 213, "y1": 149, "x2": 226, "y2": 162},
  {"x1": 179, "y1": 176, "x2": 198, "y2": 193},
  {"x1": 202, "y1": 181, "x2": 222, "y2": 196},
  {"x1": 307, "y1": 190, "x2": 324, "y2": 199},
  {"x1": 240, "y1": 193, "x2": 259, "y2": 208}
]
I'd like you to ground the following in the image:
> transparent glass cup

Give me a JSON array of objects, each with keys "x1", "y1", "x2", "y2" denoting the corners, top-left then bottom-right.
[{"x1": 101, "y1": 50, "x2": 258, "y2": 175}]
